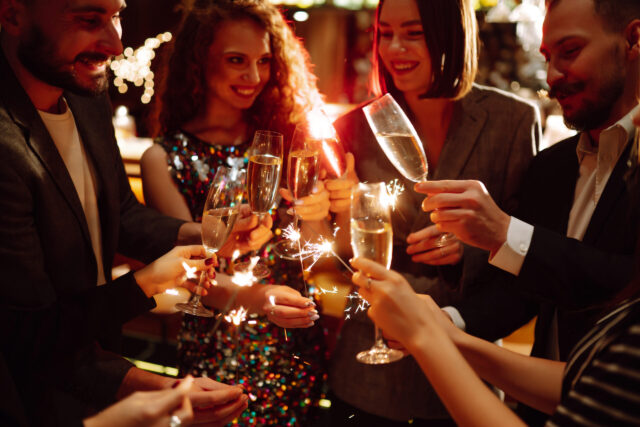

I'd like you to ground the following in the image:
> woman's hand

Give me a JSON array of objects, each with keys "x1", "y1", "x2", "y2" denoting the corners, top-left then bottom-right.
[
  {"x1": 263, "y1": 286, "x2": 318, "y2": 328},
  {"x1": 351, "y1": 257, "x2": 460, "y2": 351},
  {"x1": 134, "y1": 246, "x2": 210, "y2": 298},
  {"x1": 279, "y1": 181, "x2": 331, "y2": 222},
  {"x1": 84, "y1": 376, "x2": 195, "y2": 427},
  {"x1": 217, "y1": 205, "x2": 273, "y2": 258},
  {"x1": 324, "y1": 152, "x2": 358, "y2": 214},
  {"x1": 406, "y1": 225, "x2": 463, "y2": 265},
  {"x1": 187, "y1": 377, "x2": 248, "y2": 426}
]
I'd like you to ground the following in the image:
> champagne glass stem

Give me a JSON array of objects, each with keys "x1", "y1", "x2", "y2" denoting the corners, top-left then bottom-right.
[
  {"x1": 374, "y1": 326, "x2": 387, "y2": 349},
  {"x1": 191, "y1": 268, "x2": 208, "y2": 307}
]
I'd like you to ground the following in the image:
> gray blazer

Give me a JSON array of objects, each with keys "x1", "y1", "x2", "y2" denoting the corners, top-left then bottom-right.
[{"x1": 330, "y1": 84, "x2": 541, "y2": 421}]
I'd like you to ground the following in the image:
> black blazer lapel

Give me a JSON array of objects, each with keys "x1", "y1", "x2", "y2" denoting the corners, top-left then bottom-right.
[
  {"x1": 582, "y1": 139, "x2": 633, "y2": 244},
  {"x1": 66, "y1": 93, "x2": 118, "y2": 276},
  {"x1": 0, "y1": 54, "x2": 93, "y2": 250}
]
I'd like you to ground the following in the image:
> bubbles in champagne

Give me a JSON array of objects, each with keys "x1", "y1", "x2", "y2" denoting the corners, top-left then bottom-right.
[
  {"x1": 374, "y1": 132, "x2": 428, "y2": 182},
  {"x1": 201, "y1": 207, "x2": 239, "y2": 254},
  {"x1": 247, "y1": 154, "x2": 282, "y2": 213},
  {"x1": 350, "y1": 219, "x2": 393, "y2": 269},
  {"x1": 288, "y1": 149, "x2": 318, "y2": 199}
]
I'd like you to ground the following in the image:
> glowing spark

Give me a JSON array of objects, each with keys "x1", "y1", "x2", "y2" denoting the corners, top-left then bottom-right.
[
  {"x1": 164, "y1": 288, "x2": 179, "y2": 296},
  {"x1": 248, "y1": 393, "x2": 257, "y2": 402},
  {"x1": 282, "y1": 223, "x2": 301, "y2": 243},
  {"x1": 182, "y1": 261, "x2": 197, "y2": 279},
  {"x1": 248, "y1": 320, "x2": 257, "y2": 325},
  {"x1": 224, "y1": 307, "x2": 248, "y2": 326},
  {"x1": 232, "y1": 250, "x2": 241, "y2": 262},
  {"x1": 383, "y1": 179, "x2": 405, "y2": 211},
  {"x1": 317, "y1": 286, "x2": 338, "y2": 295},
  {"x1": 231, "y1": 257, "x2": 259, "y2": 287},
  {"x1": 269, "y1": 295, "x2": 276, "y2": 306},
  {"x1": 300, "y1": 238, "x2": 334, "y2": 271}
]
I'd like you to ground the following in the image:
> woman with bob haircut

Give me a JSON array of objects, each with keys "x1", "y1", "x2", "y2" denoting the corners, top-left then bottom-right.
[
  {"x1": 141, "y1": 0, "x2": 330, "y2": 424},
  {"x1": 324, "y1": 0, "x2": 541, "y2": 424}
]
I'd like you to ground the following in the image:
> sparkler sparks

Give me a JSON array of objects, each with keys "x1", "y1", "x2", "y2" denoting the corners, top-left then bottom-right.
[
  {"x1": 182, "y1": 261, "x2": 197, "y2": 280},
  {"x1": 383, "y1": 179, "x2": 405, "y2": 211},
  {"x1": 224, "y1": 307, "x2": 248, "y2": 326},
  {"x1": 231, "y1": 257, "x2": 259, "y2": 287}
]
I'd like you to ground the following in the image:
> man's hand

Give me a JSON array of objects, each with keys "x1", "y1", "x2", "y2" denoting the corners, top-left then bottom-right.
[
  {"x1": 415, "y1": 180, "x2": 510, "y2": 253},
  {"x1": 406, "y1": 225, "x2": 463, "y2": 265},
  {"x1": 188, "y1": 377, "x2": 248, "y2": 426}
]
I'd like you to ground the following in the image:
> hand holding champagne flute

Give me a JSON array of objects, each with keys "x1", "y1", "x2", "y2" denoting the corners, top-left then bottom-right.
[
  {"x1": 350, "y1": 182, "x2": 403, "y2": 364},
  {"x1": 363, "y1": 93, "x2": 455, "y2": 247},
  {"x1": 176, "y1": 166, "x2": 245, "y2": 317},
  {"x1": 234, "y1": 130, "x2": 283, "y2": 278},
  {"x1": 274, "y1": 123, "x2": 320, "y2": 259}
]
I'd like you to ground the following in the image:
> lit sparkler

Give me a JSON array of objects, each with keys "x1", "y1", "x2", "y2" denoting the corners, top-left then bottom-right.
[
  {"x1": 230, "y1": 256, "x2": 259, "y2": 287},
  {"x1": 224, "y1": 307, "x2": 248, "y2": 326}
]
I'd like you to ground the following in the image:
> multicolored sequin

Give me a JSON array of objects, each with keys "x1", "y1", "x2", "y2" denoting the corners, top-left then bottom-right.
[{"x1": 156, "y1": 131, "x2": 327, "y2": 426}]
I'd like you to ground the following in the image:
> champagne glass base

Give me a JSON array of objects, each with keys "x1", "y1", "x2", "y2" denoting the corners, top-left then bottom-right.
[
  {"x1": 175, "y1": 301, "x2": 214, "y2": 317},
  {"x1": 356, "y1": 345, "x2": 404, "y2": 365},
  {"x1": 434, "y1": 232, "x2": 456, "y2": 248},
  {"x1": 233, "y1": 261, "x2": 270, "y2": 280},
  {"x1": 272, "y1": 240, "x2": 302, "y2": 260}
]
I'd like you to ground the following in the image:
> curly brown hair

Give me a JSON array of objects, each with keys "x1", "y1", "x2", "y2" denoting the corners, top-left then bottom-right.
[{"x1": 147, "y1": 0, "x2": 321, "y2": 138}]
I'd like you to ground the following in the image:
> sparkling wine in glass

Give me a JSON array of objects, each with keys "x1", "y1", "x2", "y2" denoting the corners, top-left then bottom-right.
[
  {"x1": 363, "y1": 93, "x2": 455, "y2": 246},
  {"x1": 176, "y1": 166, "x2": 245, "y2": 317},
  {"x1": 234, "y1": 130, "x2": 283, "y2": 278},
  {"x1": 273, "y1": 123, "x2": 321, "y2": 260},
  {"x1": 351, "y1": 182, "x2": 404, "y2": 364}
]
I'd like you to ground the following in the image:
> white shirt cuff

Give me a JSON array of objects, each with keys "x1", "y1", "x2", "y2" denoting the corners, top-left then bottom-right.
[
  {"x1": 442, "y1": 306, "x2": 466, "y2": 331},
  {"x1": 488, "y1": 216, "x2": 533, "y2": 276}
]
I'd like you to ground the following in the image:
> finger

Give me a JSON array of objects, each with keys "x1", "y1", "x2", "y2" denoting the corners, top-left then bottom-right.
[
  {"x1": 177, "y1": 245, "x2": 208, "y2": 259},
  {"x1": 154, "y1": 376, "x2": 194, "y2": 412},
  {"x1": 327, "y1": 187, "x2": 351, "y2": 199},
  {"x1": 411, "y1": 251, "x2": 461, "y2": 266},
  {"x1": 270, "y1": 316, "x2": 317, "y2": 328},
  {"x1": 279, "y1": 187, "x2": 294, "y2": 202},
  {"x1": 406, "y1": 225, "x2": 440, "y2": 244},
  {"x1": 269, "y1": 305, "x2": 317, "y2": 319},
  {"x1": 344, "y1": 152, "x2": 355, "y2": 174},
  {"x1": 414, "y1": 179, "x2": 472, "y2": 196},
  {"x1": 182, "y1": 258, "x2": 207, "y2": 272},
  {"x1": 268, "y1": 292, "x2": 314, "y2": 308},
  {"x1": 324, "y1": 179, "x2": 352, "y2": 192},
  {"x1": 189, "y1": 387, "x2": 243, "y2": 408},
  {"x1": 350, "y1": 257, "x2": 396, "y2": 281},
  {"x1": 192, "y1": 394, "x2": 248, "y2": 424},
  {"x1": 386, "y1": 340, "x2": 410, "y2": 356},
  {"x1": 329, "y1": 200, "x2": 350, "y2": 213}
]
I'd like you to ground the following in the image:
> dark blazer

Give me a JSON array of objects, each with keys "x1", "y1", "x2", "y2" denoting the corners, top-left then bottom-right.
[
  {"x1": 0, "y1": 52, "x2": 184, "y2": 425},
  {"x1": 330, "y1": 85, "x2": 541, "y2": 421},
  {"x1": 457, "y1": 134, "x2": 639, "y2": 425}
]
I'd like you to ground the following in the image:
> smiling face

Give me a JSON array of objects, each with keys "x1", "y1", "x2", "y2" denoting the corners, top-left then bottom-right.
[
  {"x1": 540, "y1": 0, "x2": 628, "y2": 131},
  {"x1": 377, "y1": 0, "x2": 432, "y2": 96},
  {"x1": 205, "y1": 19, "x2": 272, "y2": 111},
  {"x1": 16, "y1": 0, "x2": 125, "y2": 96}
]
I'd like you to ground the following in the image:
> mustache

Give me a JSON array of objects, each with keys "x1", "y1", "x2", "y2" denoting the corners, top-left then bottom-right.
[
  {"x1": 549, "y1": 80, "x2": 585, "y2": 99},
  {"x1": 75, "y1": 52, "x2": 110, "y2": 63}
]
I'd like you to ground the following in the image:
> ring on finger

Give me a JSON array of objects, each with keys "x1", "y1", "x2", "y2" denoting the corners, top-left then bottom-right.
[
  {"x1": 170, "y1": 415, "x2": 182, "y2": 427},
  {"x1": 270, "y1": 308, "x2": 276, "y2": 316},
  {"x1": 366, "y1": 277, "x2": 372, "y2": 291}
]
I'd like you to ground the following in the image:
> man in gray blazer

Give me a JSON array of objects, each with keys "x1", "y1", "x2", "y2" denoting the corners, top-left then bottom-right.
[{"x1": 0, "y1": 0, "x2": 248, "y2": 424}]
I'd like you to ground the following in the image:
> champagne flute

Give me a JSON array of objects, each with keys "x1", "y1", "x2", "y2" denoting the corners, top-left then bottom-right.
[
  {"x1": 234, "y1": 130, "x2": 283, "y2": 278},
  {"x1": 363, "y1": 93, "x2": 455, "y2": 246},
  {"x1": 273, "y1": 123, "x2": 321, "y2": 260},
  {"x1": 351, "y1": 182, "x2": 404, "y2": 364},
  {"x1": 176, "y1": 166, "x2": 246, "y2": 317}
]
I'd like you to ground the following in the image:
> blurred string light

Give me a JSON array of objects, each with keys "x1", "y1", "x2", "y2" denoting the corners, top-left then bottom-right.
[{"x1": 110, "y1": 32, "x2": 172, "y2": 104}]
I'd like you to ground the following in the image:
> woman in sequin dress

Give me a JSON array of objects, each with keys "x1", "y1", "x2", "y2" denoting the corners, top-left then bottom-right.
[{"x1": 140, "y1": 1, "x2": 329, "y2": 425}]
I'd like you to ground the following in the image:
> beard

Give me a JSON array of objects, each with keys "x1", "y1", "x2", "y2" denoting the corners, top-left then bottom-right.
[
  {"x1": 17, "y1": 25, "x2": 110, "y2": 97},
  {"x1": 549, "y1": 51, "x2": 626, "y2": 132}
]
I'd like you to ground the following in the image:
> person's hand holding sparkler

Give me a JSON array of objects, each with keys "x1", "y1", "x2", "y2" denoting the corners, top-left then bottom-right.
[
  {"x1": 217, "y1": 204, "x2": 273, "y2": 258},
  {"x1": 324, "y1": 152, "x2": 359, "y2": 214},
  {"x1": 279, "y1": 180, "x2": 331, "y2": 222},
  {"x1": 262, "y1": 286, "x2": 319, "y2": 328},
  {"x1": 406, "y1": 224, "x2": 464, "y2": 266}
]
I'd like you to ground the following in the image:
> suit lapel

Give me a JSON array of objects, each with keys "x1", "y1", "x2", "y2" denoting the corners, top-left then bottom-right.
[
  {"x1": 66, "y1": 93, "x2": 117, "y2": 275},
  {"x1": 0, "y1": 54, "x2": 93, "y2": 249},
  {"x1": 582, "y1": 139, "x2": 633, "y2": 244}
]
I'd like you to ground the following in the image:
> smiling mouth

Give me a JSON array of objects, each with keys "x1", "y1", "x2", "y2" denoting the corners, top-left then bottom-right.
[
  {"x1": 390, "y1": 61, "x2": 419, "y2": 73},
  {"x1": 232, "y1": 86, "x2": 258, "y2": 97},
  {"x1": 76, "y1": 56, "x2": 109, "y2": 72}
]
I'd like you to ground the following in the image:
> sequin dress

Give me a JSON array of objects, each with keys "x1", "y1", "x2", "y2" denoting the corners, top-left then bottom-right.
[{"x1": 156, "y1": 131, "x2": 327, "y2": 426}]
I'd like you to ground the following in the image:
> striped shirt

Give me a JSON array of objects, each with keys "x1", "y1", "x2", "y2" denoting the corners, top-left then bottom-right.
[{"x1": 547, "y1": 297, "x2": 640, "y2": 426}]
